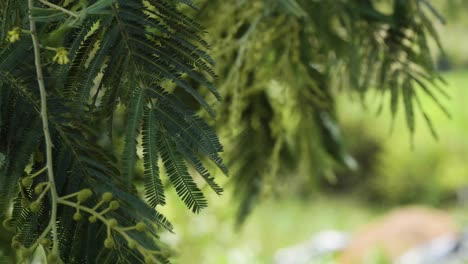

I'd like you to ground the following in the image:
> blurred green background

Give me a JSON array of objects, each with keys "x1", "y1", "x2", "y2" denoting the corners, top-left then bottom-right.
[{"x1": 158, "y1": 1, "x2": 468, "y2": 263}]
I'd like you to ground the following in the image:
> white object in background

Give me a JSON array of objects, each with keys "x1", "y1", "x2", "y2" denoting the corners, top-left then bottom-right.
[
  {"x1": 396, "y1": 235, "x2": 458, "y2": 264},
  {"x1": 274, "y1": 230, "x2": 349, "y2": 264}
]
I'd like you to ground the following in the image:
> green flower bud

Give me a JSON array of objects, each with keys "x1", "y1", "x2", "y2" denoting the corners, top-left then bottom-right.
[
  {"x1": 135, "y1": 222, "x2": 146, "y2": 232},
  {"x1": 108, "y1": 218, "x2": 118, "y2": 228},
  {"x1": 109, "y1": 201, "x2": 119, "y2": 210},
  {"x1": 101, "y1": 192, "x2": 113, "y2": 202},
  {"x1": 21, "y1": 177, "x2": 33, "y2": 187},
  {"x1": 34, "y1": 184, "x2": 44, "y2": 195},
  {"x1": 53, "y1": 47, "x2": 70, "y2": 65},
  {"x1": 88, "y1": 216, "x2": 97, "y2": 223},
  {"x1": 73, "y1": 212, "x2": 82, "y2": 221},
  {"x1": 104, "y1": 238, "x2": 114, "y2": 249},
  {"x1": 128, "y1": 240, "x2": 137, "y2": 249},
  {"x1": 7, "y1": 27, "x2": 21, "y2": 43},
  {"x1": 30, "y1": 201, "x2": 40, "y2": 213},
  {"x1": 77, "y1": 189, "x2": 93, "y2": 202}
]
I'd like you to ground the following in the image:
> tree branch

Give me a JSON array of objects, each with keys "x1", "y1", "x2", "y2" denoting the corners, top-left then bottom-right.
[
  {"x1": 38, "y1": 0, "x2": 79, "y2": 18},
  {"x1": 28, "y1": 0, "x2": 59, "y2": 255}
]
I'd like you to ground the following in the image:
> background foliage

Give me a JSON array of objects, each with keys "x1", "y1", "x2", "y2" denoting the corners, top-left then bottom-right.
[
  {"x1": 0, "y1": 0, "x2": 462, "y2": 263},
  {"x1": 192, "y1": 0, "x2": 448, "y2": 224}
]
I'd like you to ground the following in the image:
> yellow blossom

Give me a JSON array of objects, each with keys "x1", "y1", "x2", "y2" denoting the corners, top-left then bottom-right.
[
  {"x1": 53, "y1": 47, "x2": 70, "y2": 65},
  {"x1": 7, "y1": 27, "x2": 21, "y2": 43}
]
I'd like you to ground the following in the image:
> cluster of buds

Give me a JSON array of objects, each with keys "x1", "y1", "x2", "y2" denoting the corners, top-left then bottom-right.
[
  {"x1": 10, "y1": 235, "x2": 63, "y2": 263},
  {"x1": 68, "y1": 191, "x2": 151, "y2": 255},
  {"x1": 7, "y1": 27, "x2": 70, "y2": 64},
  {"x1": 82, "y1": 192, "x2": 119, "y2": 223},
  {"x1": 19, "y1": 168, "x2": 50, "y2": 214},
  {"x1": 13, "y1": 184, "x2": 161, "y2": 263},
  {"x1": 61, "y1": 190, "x2": 115, "y2": 223},
  {"x1": 71, "y1": 188, "x2": 93, "y2": 221}
]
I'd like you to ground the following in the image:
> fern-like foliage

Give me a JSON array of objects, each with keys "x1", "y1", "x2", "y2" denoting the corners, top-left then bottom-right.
[
  {"x1": 0, "y1": 0, "x2": 224, "y2": 262},
  {"x1": 0, "y1": 0, "x2": 449, "y2": 261},
  {"x1": 194, "y1": 0, "x2": 448, "y2": 224}
]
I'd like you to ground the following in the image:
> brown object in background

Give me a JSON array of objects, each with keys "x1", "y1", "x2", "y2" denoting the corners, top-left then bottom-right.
[{"x1": 338, "y1": 206, "x2": 459, "y2": 264}]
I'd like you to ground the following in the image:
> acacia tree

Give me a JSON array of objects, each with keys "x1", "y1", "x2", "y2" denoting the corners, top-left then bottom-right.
[
  {"x1": 196, "y1": 0, "x2": 448, "y2": 224},
  {"x1": 0, "y1": 0, "x2": 447, "y2": 263}
]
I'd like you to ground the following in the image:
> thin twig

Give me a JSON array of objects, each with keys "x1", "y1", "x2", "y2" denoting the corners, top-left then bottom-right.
[
  {"x1": 29, "y1": 166, "x2": 47, "y2": 179},
  {"x1": 28, "y1": 0, "x2": 59, "y2": 254},
  {"x1": 58, "y1": 199, "x2": 164, "y2": 258},
  {"x1": 39, "y1": 0, "x2": 79, "y2": 18}
]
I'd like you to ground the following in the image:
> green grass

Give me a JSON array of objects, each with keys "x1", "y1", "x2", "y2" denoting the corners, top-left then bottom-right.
[{"x1": 160, "y1": 192, "x2": 378, "y2": 264}]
